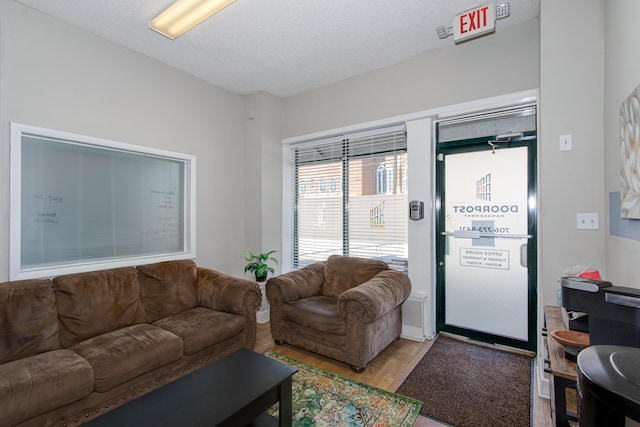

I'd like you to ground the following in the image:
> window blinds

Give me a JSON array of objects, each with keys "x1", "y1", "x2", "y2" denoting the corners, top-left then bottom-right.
[{"x1": 290, "y1": 125, "x2": 408, "y2": 272}]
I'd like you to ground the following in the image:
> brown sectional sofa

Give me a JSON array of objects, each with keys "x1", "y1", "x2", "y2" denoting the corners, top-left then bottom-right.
[{"x1": 0, "y1": 260, "x2": 261, "y2": 427}]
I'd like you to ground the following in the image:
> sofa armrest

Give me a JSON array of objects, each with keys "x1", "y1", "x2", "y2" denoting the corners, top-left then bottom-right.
[
  {"x1": 337, "y1": 269, "x2": 411, "y2": 322},
  {"x1": 196, "y1": 267, "x2": 261, "y2": 315},
  {"x1": 265, "y1": 262, "x2": 325, "y2": 304}
]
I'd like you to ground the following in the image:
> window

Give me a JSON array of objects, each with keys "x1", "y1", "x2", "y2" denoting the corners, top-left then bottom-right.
[
  {"x1": 288, "y1": 125, "x2": 408, "y2": 272},
  {"x1": 403, "y1": 161, "x2": 409, "y2": 193},
  {"x1": 375, "y1": 162, "x2": 395, "y2": 195},
  {"x1": 10, "y1": 123, "x2": 196, "y2": 280}
]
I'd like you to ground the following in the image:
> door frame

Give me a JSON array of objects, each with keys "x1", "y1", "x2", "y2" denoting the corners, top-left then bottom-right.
[{"x1": 434, "y1": 128, "x2": 538, "y2": 353}]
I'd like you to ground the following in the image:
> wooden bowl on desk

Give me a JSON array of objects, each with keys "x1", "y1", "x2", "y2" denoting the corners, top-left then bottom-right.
[{"x1": 551, "y1": 330, "x2": 590, "y2": 348}]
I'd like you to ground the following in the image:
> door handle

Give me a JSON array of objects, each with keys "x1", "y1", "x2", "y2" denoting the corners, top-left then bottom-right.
[
  {"x1": 520, "y1": 244, "x2": 527, "y2": 267},
  {"x1": 442, "y1": 231, "x2": 533, "y2": 239}
]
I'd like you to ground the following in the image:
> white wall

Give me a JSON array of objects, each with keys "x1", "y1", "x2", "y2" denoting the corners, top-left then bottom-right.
[
  {"x1": 243, "y1": 91, "x2": 283, "y2": 322},
  {"x1": 0, "y1": 0, "x2": 248, "y2": 279},
  {"x1": 405, "y1": 117, "x2": 433, "y2": 339},
  {"x1": 243, "y1": 91, "x2": 283, "y2": 268},
  {"x1": 282, "y1": 19, "x2": 539, "y2": 139},
  {"x1": 536, "y1": 0, "x2": 605, "y2": 398},
  {"x1": 604, "y1": 0, "x2": 640, "y2": 288},
  {"x1": 539, "y1": 0, "x2": 605, "y2": 305}
]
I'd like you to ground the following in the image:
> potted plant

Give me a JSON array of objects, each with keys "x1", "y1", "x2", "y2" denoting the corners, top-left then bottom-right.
[{"x1": 244, "y1": 250, "x2": 278, "y2": 282}]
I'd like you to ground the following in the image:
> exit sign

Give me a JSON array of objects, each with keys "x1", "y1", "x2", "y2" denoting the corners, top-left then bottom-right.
[{"x1": 453, "y1": 4, "x2": 496, "y2": 43}]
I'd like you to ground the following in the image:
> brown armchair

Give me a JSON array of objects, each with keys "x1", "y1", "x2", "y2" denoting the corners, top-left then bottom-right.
[{"x1": 266, "y1": 255, "x2": 411, "y2": 372}]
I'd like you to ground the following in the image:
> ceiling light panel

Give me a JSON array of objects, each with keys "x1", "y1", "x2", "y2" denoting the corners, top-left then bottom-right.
[{"x1": 150, "y1": 0, "x2": 236, "y2": 40}]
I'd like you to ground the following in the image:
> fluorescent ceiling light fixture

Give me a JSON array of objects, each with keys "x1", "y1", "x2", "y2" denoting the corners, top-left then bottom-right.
[{"x1": 150, "y1": 0, "x2": 236, "y2": 40}]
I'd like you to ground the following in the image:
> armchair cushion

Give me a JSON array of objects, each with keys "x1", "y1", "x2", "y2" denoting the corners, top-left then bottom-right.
[
  {"x1": 282, "y1": 296, "x2": 345, "y2": 335},
  {"x1": 323, "y1": 255, "x2": 388, "y2": 298}
]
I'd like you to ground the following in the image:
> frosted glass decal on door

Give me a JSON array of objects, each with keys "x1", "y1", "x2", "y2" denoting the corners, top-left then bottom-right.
[{"x1": 444, "y1": 147, "x2": 528, "y2": 340}]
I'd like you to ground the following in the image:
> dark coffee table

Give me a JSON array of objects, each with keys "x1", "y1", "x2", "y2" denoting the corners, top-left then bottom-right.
[{"x1": 83, "y1": 349, "x2": 297, "y2": 427}]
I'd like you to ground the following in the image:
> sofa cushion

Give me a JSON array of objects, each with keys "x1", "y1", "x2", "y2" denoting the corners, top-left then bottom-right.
[
  {"x1": 53, "y1": 267, "x2": 145, "y2": 347},
  {"x1": 282, "y1": 295, "x2": 346, "y2": 335},
  {"x1": 323, "y1": 255, "x2": 388, "y2": 298},
  {"x1": 138, "y1": 260, "x2": 198, "y2": 323},
  {"x1": 70, "y1": 324, "x2": 183, "y2": 393},
  {"x1": 0, "y1": 279, "x2": 60, "y2": 364},
  {"x1": 0, "y1": 349, "x2": 94, "y2": 427},
  {"x1": 152, "y1": 307, "x2": 244, "y2": 355}
]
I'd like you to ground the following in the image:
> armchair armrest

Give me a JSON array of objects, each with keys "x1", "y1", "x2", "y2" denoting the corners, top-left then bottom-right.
[
  {"x1": 337, "y1": 269, "x2": 411, "y2": 322},
  {"x1": 266, "y1": 262, "x2": 326, "y2": 304},
  {"x1": 196, "y1": 267, "x2": 261, "y2": 315}
]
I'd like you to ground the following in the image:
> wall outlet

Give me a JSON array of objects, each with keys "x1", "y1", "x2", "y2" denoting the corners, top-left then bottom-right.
[
  {"x1": 560, "y1": 134, "x2": 572, "y2": 151},
  {"x1": 576, "y1": 213, "x2": 599, "y2": 229}
]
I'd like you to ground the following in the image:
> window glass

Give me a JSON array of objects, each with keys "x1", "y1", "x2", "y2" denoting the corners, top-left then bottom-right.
[{"x1": 290, "y1": 127, "x2": 408, "y2": 272}]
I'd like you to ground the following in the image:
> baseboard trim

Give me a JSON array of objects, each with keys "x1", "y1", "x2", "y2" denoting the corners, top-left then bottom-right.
[
  {"x1": 536, "y1": 356, "x2": 550, "y2": 399},
  {"x1": 257, "y1": 309, "x2": 270, "y2": 324},
  {"x1": 401, "y1": 291, "x2": 432, "y2": 340},
  {"x1": 257, "y1": 282, "x2": 270, "y2": 324},
  {"x1": 401, "y1": 324, "x2": 426, "y2": 342}
]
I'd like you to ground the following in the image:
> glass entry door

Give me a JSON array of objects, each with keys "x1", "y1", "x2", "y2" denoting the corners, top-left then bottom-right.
[{"x1": 435, "y1": 109, "x2": 537, "y2": 352}]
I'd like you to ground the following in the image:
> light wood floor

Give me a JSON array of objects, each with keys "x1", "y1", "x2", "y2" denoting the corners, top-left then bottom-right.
[
  {"x1": 254, "y1": 322, "x2": 552, "y2": 426},
  {"x1": 254, "y1": 322, "x2": 434, "y2": 391}
]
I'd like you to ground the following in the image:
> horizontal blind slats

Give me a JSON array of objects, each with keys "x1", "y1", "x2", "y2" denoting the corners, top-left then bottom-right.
[{"x1": 291, "y1": 127, "x2": 408, "y2": 273}]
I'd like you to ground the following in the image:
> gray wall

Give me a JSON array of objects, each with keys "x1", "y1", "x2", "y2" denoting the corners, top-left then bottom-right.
[
  {"x1": 539, "y1": 0, "x2": 606, "y2": 307},
  {"x1": 282, "y1": 19, "x2": 539, "y2": 139},
  {"x1": 604, "y1": 0, "x2": 640, "y2": 288},
  {"x1": 0, "y1": 0, "x2": 249, "y2": 278},
  {"x1": 536, "y1": 0, "x2": 606, "y2": 389},
  {"x1": 243, "y1": 91, "x2": 283, "y2": 268}
]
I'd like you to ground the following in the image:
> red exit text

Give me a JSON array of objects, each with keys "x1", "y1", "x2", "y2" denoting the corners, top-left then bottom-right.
[
  {"x1": 459, "y1": 6, "x2": 490, "y2": 34},
  {"x1": 453, "y1": 4, "x2": 495, "y2": 43}
]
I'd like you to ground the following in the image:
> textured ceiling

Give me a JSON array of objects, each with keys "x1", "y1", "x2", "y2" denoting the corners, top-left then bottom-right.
[{"x1": 14, "y1": 0, "x2": 539, "y2": 97}]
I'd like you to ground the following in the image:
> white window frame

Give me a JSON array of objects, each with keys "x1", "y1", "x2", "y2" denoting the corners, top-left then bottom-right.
[
  {"x1": 10, "y1": 123, "x2": 196, "y2": 280},
  {"x1": 284, "y1": 124, "x2": 407, "y2": 271}
]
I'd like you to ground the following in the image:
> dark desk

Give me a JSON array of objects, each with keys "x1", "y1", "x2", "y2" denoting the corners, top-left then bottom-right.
[{"x1": 84, "y1": 349, "x2": 297, "y2": 427}]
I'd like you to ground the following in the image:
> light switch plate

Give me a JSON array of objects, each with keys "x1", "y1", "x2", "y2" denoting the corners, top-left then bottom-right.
[
  {"x1": 560, "y1": 134, "x2": 572, "y2": 151},
  {"x1": 577, "y1": 213, "x2": 599, "y2": 229}
]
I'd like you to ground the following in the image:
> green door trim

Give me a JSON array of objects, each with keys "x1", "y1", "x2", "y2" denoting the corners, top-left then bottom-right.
[{"x1": 435, "y1": 131, "x2": 538, "y2": 353}]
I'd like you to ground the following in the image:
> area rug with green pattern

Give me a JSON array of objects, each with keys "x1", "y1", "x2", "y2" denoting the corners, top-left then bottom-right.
[{"x1": 264, "y1": 349, "x2": 422, "y2": 427}]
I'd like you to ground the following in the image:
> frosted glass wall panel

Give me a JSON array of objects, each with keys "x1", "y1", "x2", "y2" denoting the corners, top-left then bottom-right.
[{"x1": 11, "y1": 124, "x2": 195, "y2": 279}]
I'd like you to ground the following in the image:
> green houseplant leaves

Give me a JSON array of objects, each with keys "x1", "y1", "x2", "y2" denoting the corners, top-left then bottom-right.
[{"x1": 244, "y1": 250, "x2": 278, "y2": 282}]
